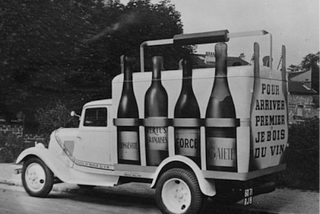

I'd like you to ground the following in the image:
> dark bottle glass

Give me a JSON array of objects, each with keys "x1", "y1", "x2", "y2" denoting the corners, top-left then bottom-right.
[
  {"x1": 144, "y1": 56, "x2": 168, "y2": 166},
  {"x1": 117, "y1": 56, "x2": 140, "y2": 165},
  {"x1": 205, "y1": 43, "x2": 237, "y2": 172},
  {"x1": 174, "y1": 58, "x2": 201, "y2": 166}
]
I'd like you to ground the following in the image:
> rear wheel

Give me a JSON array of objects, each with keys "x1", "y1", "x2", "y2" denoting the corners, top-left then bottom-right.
[
  {"x1": 22, "y1": 157, "x2": 54, "y2": 197},
  {"x1": 155, "y1": 168, "x2": 205, "y2": 214}
]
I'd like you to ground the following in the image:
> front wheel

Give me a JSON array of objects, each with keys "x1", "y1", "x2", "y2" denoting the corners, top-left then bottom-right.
[
  {"x1": 22, "y1": 157, "x2": 54, "y2": 197},
  {"x1": 155, "y1": 168, "x2": 205, "y2": 214}
]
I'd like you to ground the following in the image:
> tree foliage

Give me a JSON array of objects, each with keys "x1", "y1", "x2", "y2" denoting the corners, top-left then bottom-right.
[
  {"x1": 288, "y1": 52, "x2": 319, "y2": 72},
  {"x1": 35, "y1": 100, "x2": 77, "y2": 137},
  {"x1": 301, "y1": 52, "x2": 319, "y2": 93},
  {"x1": 0, "y1": 0, "x2": 191, "y2": 128},
  {"x1": 301, "y1": 52, "x2": 319, "y2": 70}
]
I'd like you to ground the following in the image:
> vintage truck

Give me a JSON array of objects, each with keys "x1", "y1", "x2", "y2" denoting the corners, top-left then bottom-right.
[{"x1": 16, "y1": 29, "x2": 288, "y2": 214}]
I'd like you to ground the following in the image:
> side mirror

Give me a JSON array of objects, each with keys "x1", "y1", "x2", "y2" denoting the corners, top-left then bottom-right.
[{"x1": 70, "y1": 111, "x2": 80, "y2": 118}]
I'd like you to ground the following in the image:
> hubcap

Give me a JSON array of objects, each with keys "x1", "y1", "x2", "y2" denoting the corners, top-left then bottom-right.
[
  {"x1": 25, "y1": 163, "x2": 46, "y2": 192},
  {"x1": 162, "y1": 178, "x2": 191, "y2": 213}
]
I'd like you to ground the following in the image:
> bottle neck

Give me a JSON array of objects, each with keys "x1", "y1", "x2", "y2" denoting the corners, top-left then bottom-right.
[
  {"x1": 215, "y1": 58, "x2": 228, "y2": 78},
  {"x1": 152, "y1": 56, "x2": 163, "y2": 82},
  {"x1": 213, "y1": 55, "x2": 230, "y2": 92},
  {"x1": 152, "y1": 69, "x2": 161, "y2": 81},
  {"x1": 213, "y1": 58, "x2": 229, "y2": 92},
  {"x1": 124, "y1": 69, "x2": 133, "y2": 81},
  {"x1": 214, "y1": 42, "x2": 228, "y2": 78},
  {"x1": 181, "y1": 77, "x2": 192, "y2": 91},
  {"x1": 123, "y1": 56, "x2": 133, "y2": 86},
  {"x1": 181, "y1": 58, "x2": 193, "y2": 90},
  {"x1": 123, "y1": 68, "x2": 134, "y2": 91}
]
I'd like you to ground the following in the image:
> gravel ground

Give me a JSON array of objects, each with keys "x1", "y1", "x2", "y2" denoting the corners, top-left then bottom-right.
[{"x1": 0, "y1": 163, "x2": 22, "y2": 185}]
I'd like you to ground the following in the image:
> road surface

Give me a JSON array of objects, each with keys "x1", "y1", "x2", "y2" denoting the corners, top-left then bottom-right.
[
  {"x1": 1, "y1": 173, "x2": 318, "y2": 214},
  {"x1": 0, "y1": 160, "x2": 319, "y2": 214},
  {"x1": 0, "y1": 184, "x2": 162, "y2": 214},
  {"x1": 0, "y1": 183, "x2": 275, "y2": 214}
]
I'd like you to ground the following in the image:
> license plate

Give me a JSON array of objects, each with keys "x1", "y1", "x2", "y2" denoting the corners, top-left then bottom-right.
[{"x1": 243, "y1": 187, "x2": 253, "y2": 205}]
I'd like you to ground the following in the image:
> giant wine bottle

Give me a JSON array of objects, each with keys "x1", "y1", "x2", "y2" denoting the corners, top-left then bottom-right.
[
  {"x1": 174, "y1": 58, "x2": 201, "y2": 166},
  {"x1": 144, "y1": 56, "x2": 168, "y2": 166},
  {"x1": 205, "y1": 43, "x2": 237, "y2": 172},
  {"x1": 117, "y1": 56, "x2": 140, "y2": 165}
]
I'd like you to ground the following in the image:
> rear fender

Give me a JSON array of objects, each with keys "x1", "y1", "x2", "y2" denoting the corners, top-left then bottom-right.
[{"x1": 151, "y1": 155, "x2": 216, "y2": 197}]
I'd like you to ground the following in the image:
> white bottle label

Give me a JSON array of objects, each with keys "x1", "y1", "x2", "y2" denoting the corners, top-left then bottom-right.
[
  {"x1": 146, "y1": 127, "x2": 168, "y2": 150},
  {"x1": 206, "y1": 137, "x2": 236, "y2": 167},
  {"x1": 175, "y1": 129, "x2": 200, "y2": 157},
  {"x1": 118, "y1": 131, "x2": 139, "y2": 161}
]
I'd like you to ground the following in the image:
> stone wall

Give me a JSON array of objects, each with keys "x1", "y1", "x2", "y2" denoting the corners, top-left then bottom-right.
[
  {"x1": 0, "y1": 123, "x2": 23, "y2": 136},
  {"x1": 0, "y1": 120, "x2": 46, "y2": 148},
  {"x1": 288, "y1": 94, "x2": 319, "y2": 123},
  {"x1": 23, "y1": 134, "x2": 46, "y2": 148}
]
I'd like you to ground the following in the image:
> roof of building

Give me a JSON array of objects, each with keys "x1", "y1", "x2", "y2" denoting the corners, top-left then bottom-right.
[
  {"x1": 191, "y1": 54, "x2": 249, "y2": 68},
  {"x1": 288, "y1": 71, "x2": 306, "y2": 80},
  {"x1": 288, "y1": 81, "x2": 318, "y2": 95}
]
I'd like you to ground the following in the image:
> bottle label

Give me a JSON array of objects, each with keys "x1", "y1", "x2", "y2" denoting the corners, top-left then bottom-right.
[
  {"x1": 118, "y1": 131, "x2": 139, "y2": 161},
  {"x1": 175, "y1": 129, "x2": 200, "y2": 157},
  {"x1": 146, "y1": 127, "x2": 168, "y2": 150},
  {"x1": 206, "y1": 137, "x2": 236, "y2": 167}
]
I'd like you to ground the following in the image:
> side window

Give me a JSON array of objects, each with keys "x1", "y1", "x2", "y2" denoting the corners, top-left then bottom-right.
[{"x1": 83, "y1": 108, "x2": 107, "y2": 127}]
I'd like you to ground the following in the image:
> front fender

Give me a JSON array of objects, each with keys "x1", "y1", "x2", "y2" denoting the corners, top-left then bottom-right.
[
  {"x1": 16, "y1": 144, "x2": 51, "y2": 164},
  {"x1": 16, "y1": 145, "x2": 68, "y2": 182},
  {"x1": 150, "y1": 155, "x2": 216, "y2": 197}
]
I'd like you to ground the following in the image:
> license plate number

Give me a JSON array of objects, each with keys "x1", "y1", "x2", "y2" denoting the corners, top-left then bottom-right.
[{"x1": 244, "y1": 188, "x2": 253, "y2": 205}]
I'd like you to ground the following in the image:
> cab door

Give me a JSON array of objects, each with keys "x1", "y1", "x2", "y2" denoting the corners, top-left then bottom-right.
[{"x1": 73, "y1": 106, "x2": 113, "y2": 170}]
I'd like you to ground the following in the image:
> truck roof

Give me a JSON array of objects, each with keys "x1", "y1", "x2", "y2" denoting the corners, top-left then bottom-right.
[{"x1": 84, "y1": 99, "x2": 112, "y2": 108}]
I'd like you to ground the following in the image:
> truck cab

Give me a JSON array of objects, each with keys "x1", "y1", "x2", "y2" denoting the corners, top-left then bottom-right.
[{"x1": 73, "y1": 100, "x2": 113, "y2": 169}]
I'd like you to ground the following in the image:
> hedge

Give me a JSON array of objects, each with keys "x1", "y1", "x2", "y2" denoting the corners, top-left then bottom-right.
[{"x1": 278, "y1": 118, "x2": 319, "y2": 191}]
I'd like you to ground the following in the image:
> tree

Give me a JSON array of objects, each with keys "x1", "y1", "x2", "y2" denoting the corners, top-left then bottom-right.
[
  {"x1": 300, "y1": 52, "x2": 319, "y2": 93},
  {"x1": 0, "y1": 0, "x2": 191, "y2": 130},
  {"x1": 0, "y1": 0, "x2": 98, "y2": 118},
  {"x1": 35, "y1": 99, "x2": 77, "y2": 138},
  {"x1": 301, "y1": 52, "x2": 319, "y2": 71}
]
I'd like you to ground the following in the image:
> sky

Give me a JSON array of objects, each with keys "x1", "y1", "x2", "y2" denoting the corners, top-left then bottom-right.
[{"x1": 122, "y1": 0, "x2": 319, "y2": 66}]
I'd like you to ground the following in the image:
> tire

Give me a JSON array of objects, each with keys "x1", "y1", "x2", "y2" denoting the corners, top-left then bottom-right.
[
  {"x1": 22, "y1": 157, "x2": 54, "y2": 197},
  {"x1": 155, "y1": 168, "x2": 205, "y2": 214}
]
